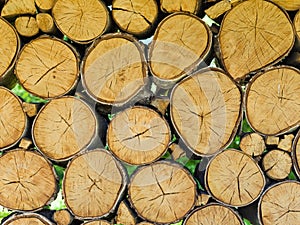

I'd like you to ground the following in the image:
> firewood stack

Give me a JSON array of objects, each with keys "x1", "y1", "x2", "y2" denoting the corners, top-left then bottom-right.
[{"x1": 0, "y1": 0, "x2": 300, "y2": 224}]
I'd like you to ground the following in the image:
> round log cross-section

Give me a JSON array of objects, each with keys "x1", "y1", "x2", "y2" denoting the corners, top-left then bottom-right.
[
  {"x1": 160, "y1": 0, "x2": 201, "y2": 14},
  {"x1": 245, "y1": 66, "x2": 300, "y2": 135},
  {"x1": 83, "y1": 221, "x2": 111, "y2": 225},
  {"x1": 0, "y1": 149, "x2": 57, "y2": 211},
  {"x1": 219, "y1": 0, "x2": 294, "y2": 80},
  {"x1": 128, "y1": 161, "x2": 196, "y2": 224},
  {"x1": 259, "y1": 181, "x2": 300, "y2": 225},
  {"x1": 205, "y1": 149, "x2": 265, "y2": 207},
  {"x1": 32, "y1": 96, "x2": 97, "y2": 161},
  {"x1": 15, "y1": 36, "x2": 79, "y2": 99},
  {"x1": 52, "y1": 0, "x2": 110, "y2": 43},
  {"x1": 0, "y1": 17, "x2": 20, "y2": 88},
  {"x1": 15, "y1": 16, "x2": 39, "y2": 37},
  {"x1": 184, "y1": 203, "x2": 243, "y2": 225},
  {"x1": 63, "y1": 150, "x2": 127, "y2": 219},
  {"x1": 149, "y1": 13, "x2": 212, "y2": 87},
  {"x1": 81, "y1": 33, "x2": 147, "y2": 106},
  {"x1": 170, "y1": 68, "x2": 242, "y2": 156},
  {"x1": 107, "y1": 106, "x2": 170, "y2": 165},
  {"x1": 293, "y1": 131, "x2": 300, "y2": 178},
  {"x1": 271, "y1": 0, "x2": 300, "y2": 11},
  {"x1": 2, "y1": 213, "x2": 54, "y2": 225},
  {"x1": 112, "y1": 0, "x2": 158, "y2": 36},
  {"x1": 0, "y1": 87, "x2": 27, "y2": 150},
  {"x1": 240, "y1": 133, "x2": 265, "y2": 157}
]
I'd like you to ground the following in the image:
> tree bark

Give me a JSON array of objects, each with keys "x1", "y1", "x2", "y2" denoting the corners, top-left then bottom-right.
[
  {"x1": 219, "y1": 0, "x2": 294, "y2": 80},
  {"x1": 32, "y1": 96, "x2": 97, "y2": 161},
  {"x1": 112, "y1": 0, "x2": 158, "y2": 37},
  {"x1": 81, "y1": 33, "x2": 148, "y2": 107},
  {"x1": 107, "y1": 106, "x2": 170, "y2": 165},
  {"x1": 258, "y1": 181, "x2": 300, "y2": 225},
  {"x1": 0, "y1": 149, "x2": 57, "y2": 211},
  {"x1": 52, "y1": 0, "x2": 110, "y2": 44},
  {"x1": 245, "y1": 66, "x2": 300, "y2": 135},
  {"x1": 0, "y1": 87, "x2": 27, "y2": 150},
  {"x1": 149, "y1": 12, "x2": 212, "y2": 88},
  {"x1": 63, "y1": 149, "x2": 127, "y2": 219},
  {"x1": 15, "y1": 35, "x2": 80, "y2": 99},
  {"x1": 205, "y1": 149, "x2": 265, "y2": 207},
  {"x1": 170, "y1": 68, "x2": 242, "y2": 156},
  {"x1": 128, "y1": 161, "x2": 196, "y2": 224}
]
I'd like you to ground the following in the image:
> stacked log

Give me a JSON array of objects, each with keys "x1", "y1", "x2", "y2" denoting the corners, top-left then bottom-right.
[{"x1": 1, "y1": 0, "x2": 300, "y2": 225}]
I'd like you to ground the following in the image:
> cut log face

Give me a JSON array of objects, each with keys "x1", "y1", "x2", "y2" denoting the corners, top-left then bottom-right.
[
  {"x1": 271, "y1": 0, "x2": 300, "y2": 11},
  {"x1": 292, "y1": 131, "x2": 300, "y2": 178},
  {"x1": 259, "y1": 181, "x2": 300, "y2": 225},
  {"x1": 53, "y1": 209, "x2": 73, "y2": 225},
  {"x1": 128, "y1": 161, "x2": 196, "y2": 224},
  {"x1": 15, "y1": 36, "x2": 79, "y2": 99},
  {"x1": 35, "y1": 0, "x2": 55, "y2": 12},
  {"x1": 1, "y1": 0, "x2": 36, "y2": 18},
  {"x1": 15, "y1": 16, "x2": 39, "y2": 37},
  {"x1": 52, "y1": 0, "x2": 110, "y2": 43},
  {"x1": 245, "y1": 67, "x2": 300, "y2": 135},
  {"x1": 184, "y1": 203, "x2": 243, "y2": 225},
  {"x1": 240, "y1": 133, "x2": 265, "y2": 156},
  {"x1": 83, "y1": 221, "x2": 111, "y2": 225},
  {"x1": 81, "y1": 33, "x2": 147, "y2": 105},
  {"x1": 160, "y1": 0, "x2": 200, "y2": 14},
  {"x1": 32, "y1": 96, "x2": 97, "y2": 161},
  {"x1": 36, "y1": 13, "x2": 56, "y2": 34},
  {"x1": 0, "y1": 87, "x2": 27, "y2": 150},
  {"x1": 0, "y1": 149, "x2": 57, "y2": 211},
  {"x1": 0, "y1": 17, "x2": 19, "y2": 85},
  {"x1": 205, "y1": 149, "x2": 265, "y2": 207},
  {"x1": 149, "y1": 13, "x2": 212, "y2": 85},
  {"x1": 2, "y1": 213, "x2": 54, "y2": 225},
  {"x1": 170, "y1": 68, "x2": 242, "y2": 156},
  {"x1": 107, "y1": 106, "x2": 170, "y2": 165},
  {"x1": 112, "y1": 0, "x2": 158, "y2": 36},
  {"x1": 115, "y1": 201, "x2": 136, "y2": 225},
  {"x1": 219, "y1": 0, "x2": 294, "y2": 80},
  {"x1": 262, "y1": 149, "x2": 292, "y2": 180},
  {"x1": 63, "y1": 150, "x2": 127, "y2": 219}
]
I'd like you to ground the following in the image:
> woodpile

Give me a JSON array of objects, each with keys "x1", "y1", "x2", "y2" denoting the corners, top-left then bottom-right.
[{"x1": 1, "y1": 0, "x2": 300, "y2": 225}]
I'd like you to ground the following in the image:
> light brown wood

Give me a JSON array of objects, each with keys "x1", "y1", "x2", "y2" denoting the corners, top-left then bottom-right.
[
  {"x1": 35, "y1": 0, "x2": 55, "y2": 12},
  {"x1": 205, "y1": 149, "x2": 265, "y2": 207},
  {"x1": 0, "y1": 17, "x2": 20, "y2": 88},
  {"x1": 15, "y1": 36, "x2": 79, "y2": 99},
  {"x1": 19, "y1": 138, "x2": 32, "y2": 149},
  {"x1": 115, "y1": 201, "x2": 136, "y2": 225},
  {"x1": 195, "y1": 193, "x2": 211, "y2": 206},
  {"x1": 137, "y1": 222, "x2": 153, "y2": 225},
  {"x1": 52, "y1": 0, "x2": 110, "y2": 43},
  {"x1": 22, "y1": 102, "x2": 38, "y2": 117},
  {"x1": 160, "y1": 0, "x2": 201, "y2": 14},
  {"x1": 32, "y1": 96, "x2": 97, "y2": 161},
  {"x1": 169, "y1": 143, "x2": 186, "y2": 160},
  {"x1": 204, "y1": 0, "x2": 232, "y2": 19},
  {"x1": 245, "y1": 67, "x2": 300, "y2": 135},
  {"x1": 1, "y1": 0, "x2": 36, "y2": 18},
  {"x1": 184, "y1": 203, "x2": 243, "y2": 225},
  {"x1": 259, "y1": 181, "x2": 300, "y2": 225},
  {"x1": 149, "y1": 13, "x2": 212, "y2": 87},
  {"x1": 294, "y1": 10, "x2": 300, "y2": 44},
  {"x1": 53, "y1": 209, "x2": 73, "y2": 225},
  {"x1": 266, "y1": 136, "x2": 279, "y2": 145},
  {"x1": 271, "y1": 0, "x2": 300, "y2": 10},
  {"x1": 15, "y1": 16, "x2": 39, "y2": 37},
  {"x1": 2, "y1": 213, "x2": 54, "y2": 225},
  {"x1": 170, "y1": 68, "x2": 242, "y2": 156},
  {"x1": 107, "y1": 106, "x2": 170, "y2": 165},
  {"x1": 219, "y1": 0, "x2": 294, "y2": 80},
  {"x1": 81, "y1": 33, "x2": 148, "y2": 106},
  {"x1": 0, "y1": 149, "x2": 57, "y2": 211},
  {"x1": 63, "y1": 149, "x2": 127, "y2": 219},
  {"x1": 150, "y1": 97, "x2": 169, "y2": 115},
  {"x1": 83, "y1": 221, "x2": 111, "y2": 225},
  {"x1": 36, "y1": 13, "x2": 56, "y2": 34},
  {"x1": 292, "y1": 131, "x2": 300, "y2": 178},
  {"x1": 240, "y1": 133, "x2": 265, "y2": 156},
  {"x1": 128, "y1": 161, "x2": 196, "y2": 224},
  {"x1": 112, "y1": 0, "x2": 158, "y2": 36},
  {"x1": 0, "y1": 87, "x2": 27, "y2": 150},
  {"x1": 262, "y1": 149, "x2": 292, "y2": 180},
  {"x1": 278, "y1": 134, "x2": 294, "y2": 152}
]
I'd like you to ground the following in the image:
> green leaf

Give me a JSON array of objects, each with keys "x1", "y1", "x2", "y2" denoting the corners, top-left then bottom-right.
[
  {"x1": 288, "y1": 171, "x2": 297, "y2": 180},
  {"x1": 49, "y1": 190, "x2": 67, "y2": 210},
  {"x1": 170, "y1": 220, "x2": 183, "y2": 225},
  {"x1": 242, "y1": 118, "x2": 254, "y2": 133},
  {"x1": 124, "y1": 164, "x2": 138, "y2": 176},
  {"x1": 171, "y1": 134, "x2": 177, "y2": 143},
  {"x1": 0, "y1": 206, "x2": 12, "y2": 222},
  {"x1": 53, "y1": 165, "x2": 65, "y2": 188},
  {"x1": 161, "y1": 151, "x2": 172, "y2": 159},
  {"x1": 227, "y1": 136, "x2": 240, "y2": 149},
  {"x1": 243, "y1": 218, "x2": 253, "y2": 225},
  {"x1": 11, "y1": 83, "x2": 48, "y2": 103},
  {"x1": 176, "y1": 156, "x2": 200, "y2": 175}
]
